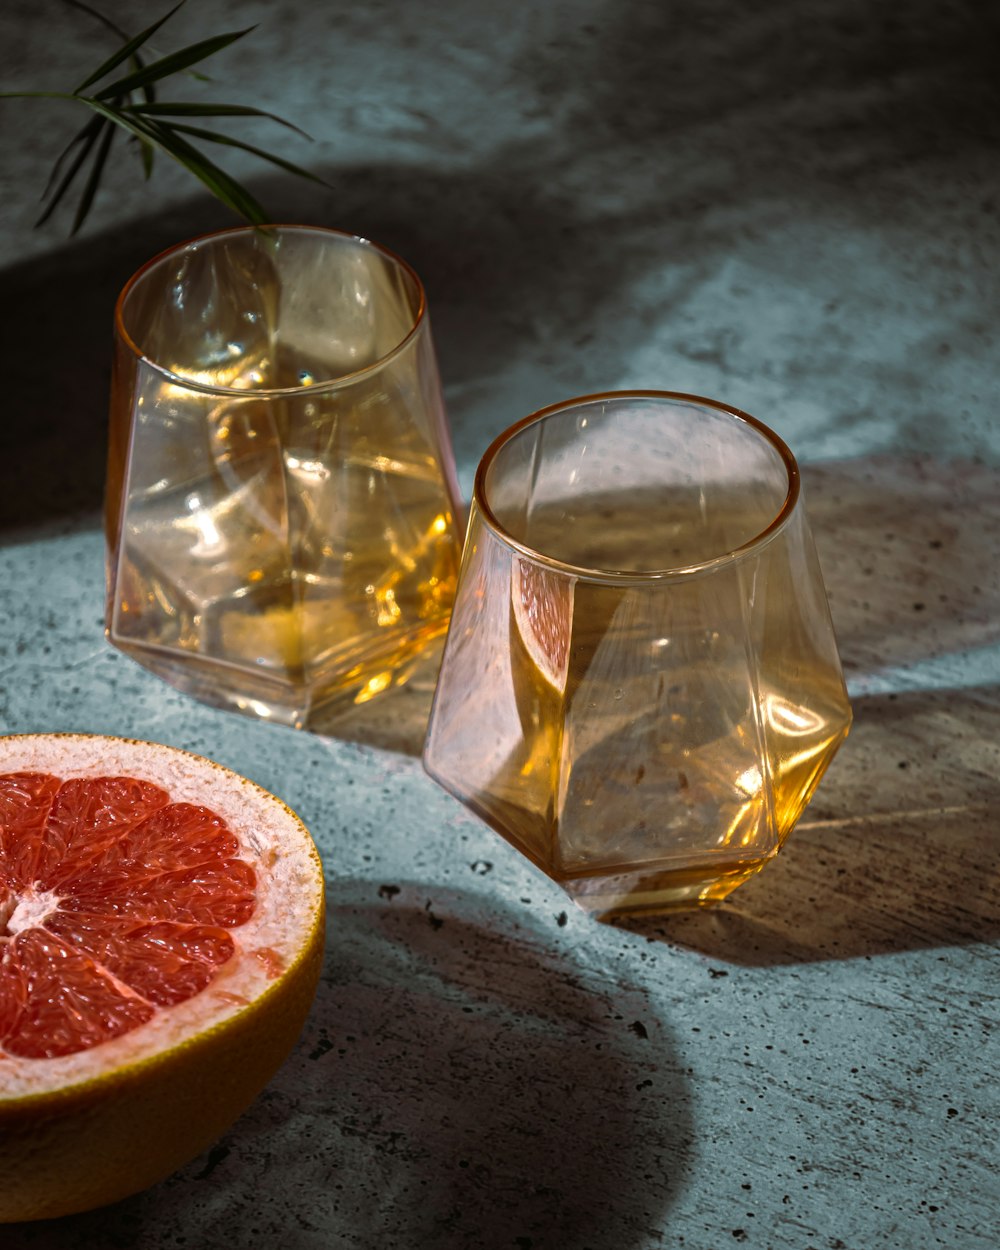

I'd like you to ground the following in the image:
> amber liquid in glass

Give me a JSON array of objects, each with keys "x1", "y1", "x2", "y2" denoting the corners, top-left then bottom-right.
[
  {"x1": 112, "y1": 374, "x2": 459, "y2": 723},
  {"x1": 498, "y1": 488, "x2": 850, "y2": 915}
]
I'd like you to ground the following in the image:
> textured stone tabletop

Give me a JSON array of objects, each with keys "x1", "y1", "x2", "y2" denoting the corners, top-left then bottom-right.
[{"x1": 1, "y1": 2, "x2": 998, "y2": 1247}]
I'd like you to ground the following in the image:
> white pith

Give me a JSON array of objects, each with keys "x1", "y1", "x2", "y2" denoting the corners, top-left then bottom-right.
[
  {"x1": 0, "y1": 734, "x2": 324, "y2": 1100},
  {"x1": 4, "y1": 886, "x2": 62, "y2": 936}
]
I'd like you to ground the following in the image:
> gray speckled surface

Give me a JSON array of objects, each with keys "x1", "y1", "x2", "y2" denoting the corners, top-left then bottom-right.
[{"x1": 1, "y1": 2, "x2": 998, "y2": 1247}]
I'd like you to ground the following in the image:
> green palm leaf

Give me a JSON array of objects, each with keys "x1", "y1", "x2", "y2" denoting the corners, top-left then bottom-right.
[
  {"x1": 70, "y1": 117, "x2": 116, "y2": 233},
  {"x1": 40, "y1": 114, "x2": 103, "y2": 201},
  {"x1": 36, "y1": 117, "x2": 106, "y2": 226},
  {"x1": 147, "y1": 127, "x2": 268, "y2": 225},
  {"x1": 139, "y1": 135, "x2": 155, "y2": 179},
  {"x1": 1, "y1": 3, "x2": 320, "y2": 233},
  {"x1": 163, "y1": 122, "x2": 329, "y2": 187},
  {"x1": 90, "y1": 106, "x2": 268, "y2": 224},
  {"x1": 73, "y1": 0, "x2": 184, "y2": 92},
  {"x1": 93, "y1": 26, "x2": 256, "y2": 101},
  {"x1": 126, "y1": 101, "x2": 311, "y2": 140}
]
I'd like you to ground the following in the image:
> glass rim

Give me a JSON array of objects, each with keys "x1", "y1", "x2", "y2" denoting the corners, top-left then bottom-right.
[
  {"x1": 473, "y1": 390, "x2": 802, "y2": 583},
  {"x1": 113, "y1": 223, "x2": 428, "y2": 398}
]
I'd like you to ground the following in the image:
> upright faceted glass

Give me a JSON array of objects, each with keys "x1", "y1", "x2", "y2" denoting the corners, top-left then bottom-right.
[
  {"x1": 105, "y1": 226, "x2": 463, "y2": 727},
  {"x1": 424, "y1": 392, "x2": 852, "y2": 918}
]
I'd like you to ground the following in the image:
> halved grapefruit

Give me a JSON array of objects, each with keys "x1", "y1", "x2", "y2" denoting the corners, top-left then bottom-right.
[{"x1": 0, "y1": 733, "x2": 325, "y2": 1222}]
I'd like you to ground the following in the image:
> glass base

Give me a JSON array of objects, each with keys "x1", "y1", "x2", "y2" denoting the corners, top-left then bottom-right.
[
  {"x1": 107, "y1": 617, "x2": 449, "y2": 729},
  {"x1": 424, "y1": 778, "x2": 785, "y2": 919},
  {"x1": 559, "y1": 854, "x2": 775, "y2": 920}
]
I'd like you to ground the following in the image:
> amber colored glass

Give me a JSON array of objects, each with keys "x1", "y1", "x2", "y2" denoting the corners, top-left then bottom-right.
[
  {"x1": 423, "y1": 392, "x2": 852, "y2": 918},
  {"x1": 105, "y1": 226, "x2": 463, "y2": 727}
]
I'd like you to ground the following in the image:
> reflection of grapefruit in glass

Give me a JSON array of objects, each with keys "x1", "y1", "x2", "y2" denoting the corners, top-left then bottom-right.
[
  {"x1": 0, "y1": 734, "x2": 325, "y2": 1222},
  {"x1": 510, "y1": 557, "x2": 574, "y2": 693}
]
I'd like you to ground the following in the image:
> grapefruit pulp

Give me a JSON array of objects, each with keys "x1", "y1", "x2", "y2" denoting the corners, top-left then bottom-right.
[{"x1": 0, "y1": 734, "x2": 325, "y2": 1222}]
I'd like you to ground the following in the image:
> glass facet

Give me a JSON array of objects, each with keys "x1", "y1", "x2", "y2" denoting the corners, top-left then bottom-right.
[
  {"x1": 423, "y1": 393, "x2": 852, "y2": 918},
  {"x1": 105, "y1": 226, "x2": 463, "y2": 727}
]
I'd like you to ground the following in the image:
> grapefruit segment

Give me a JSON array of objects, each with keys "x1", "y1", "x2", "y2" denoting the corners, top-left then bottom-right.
[
  {"x1": 0, "y1": 733, "x2": 325, "y2": 1222},
  {"x1": 99, "y1": 801, "x2": 242, "y2": 870},
  {"x1": 0, "y1": 941, "x2": 27, "y2": 1037},
  {"x1": 45, "y1": 915, "x2": 237, "y2": 1007},
  {"x1": 60, "y1": 857, "x2": 258, "y2": 925},
  {"x1": 0, "y1": 773, "x2": 62, "y2": 886},
  {"x1": 3, "y1": 928, "x2": 156, "y2": 1060},
  {"x1": 31, "y1": 776, "x2": 170, "y2": 891}
]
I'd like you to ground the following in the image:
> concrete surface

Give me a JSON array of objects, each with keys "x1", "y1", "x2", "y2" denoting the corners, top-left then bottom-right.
[{"x1": 0, "y1": 1, "x2": 998, "y2": 1247}]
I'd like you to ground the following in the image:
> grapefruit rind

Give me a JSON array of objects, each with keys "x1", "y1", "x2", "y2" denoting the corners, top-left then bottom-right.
[{"x1": 0, "y1": 734, "x2": 325, "y2": 1222}]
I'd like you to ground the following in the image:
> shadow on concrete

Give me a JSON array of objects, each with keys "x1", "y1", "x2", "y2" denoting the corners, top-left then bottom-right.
[
  {"x1": 804, "y1": 457, "x2": 1000, "y2": 676},
  {"x1": 7, "y1": 887, "x2": 692, "y2": 1250},
  {"x1": 0, "y1": 151, "x2": 683, "y2": 535},
  {"x1": 544, "y1": 0, "x2": 1000, "y2": 168},
  {"x1": 2, "y1": 0, "x2": 997, "y2": 536}
]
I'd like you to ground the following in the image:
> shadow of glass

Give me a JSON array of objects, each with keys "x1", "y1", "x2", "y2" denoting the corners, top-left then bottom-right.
[
  {"x1": 620, "y1": 456, "x2": 1000, "y2": 964},
  {"x1": 621, "y1": 683, "x2": 999, "y2": 964},
  {"x1": 7, "y1": 887, "x2": 692, "y2": 1249},
  {"x1": 803, "y1": 457, "x2": 1000, "y2": 676}
]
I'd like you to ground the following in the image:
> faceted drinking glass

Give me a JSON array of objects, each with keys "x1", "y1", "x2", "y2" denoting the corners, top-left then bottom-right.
[
  {"x1": 423, "y1": 392, "x2": 852, "y2": 919},
  {"x1": 105, "y1": 226, "x2": 464, "y2": 727}
]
